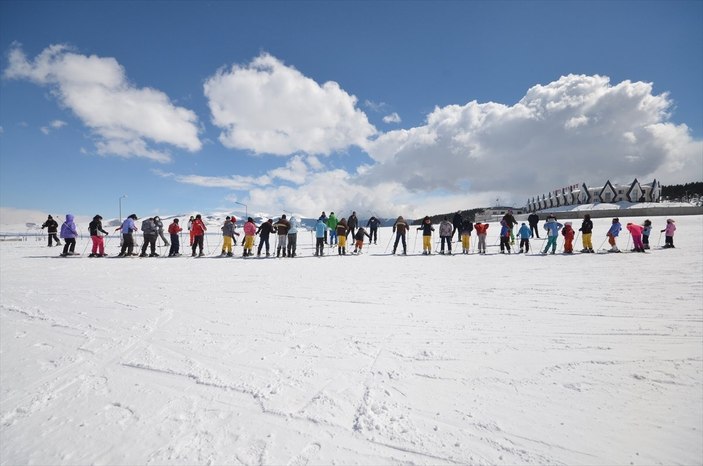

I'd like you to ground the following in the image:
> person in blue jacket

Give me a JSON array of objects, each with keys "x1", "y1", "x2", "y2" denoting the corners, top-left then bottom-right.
[
  {"x1": 117, "y1": 214, "x2": 138, "y2": 257},
  {"x1": 606, "y1": 217, "x2": 622, "y2": 252},
  {"x1": 314, "y1": 218, "x2": 326, "y2": 256},
  {"x1": 517, "y1": 222, "x2": 532, "y2": 253},
  {"x1": 542, "y1": 215, "x2": 563, "y2": 254}
]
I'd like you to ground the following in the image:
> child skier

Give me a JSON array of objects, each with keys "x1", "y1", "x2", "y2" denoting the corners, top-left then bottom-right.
[
  {"x1": 315, "y1": 218, "x2": 326, "y2": 256},
  {"x1": 542, "y1": 216, "x2": 563, "y2": 254},
  {"x1": 439, "y1": 217, "x2": 453, "y2": 255},
  {"x1": 579, "y1": 214, "x2": 594, "y2": 253},
  {"x1": 562, "y1": 222, "x2": 575, "y2": 254},
  {"x1": 243, "y1": 217, "x2": 256, "y2": 257},
  {"x1": 460, "y1": 217, "x2": 474, "y2": 254},
  {"x1": 336, "y1": 218, "x2": 349, "y2": 255},
  {"x1": 606, "y1": 217, "x2": 622, "y2": 252},
  {"x1": 499, "y1": 220, "x2": 511, "y2": 254},
  {"x1": 474, "y1": 222, "x2": 489, "y2": 254},
  {"x1": 626, "y1": 223, "x2": 645, "y2": 252},
  {"x1": 661, "y1": 219, "x2": 676, "y2": 248},
  {"x1": 517, "y1": 222, "x2": 531, "y2": 253},
  {"x1": 167, "y1": 218, "x2": 182, "y2": 256},
  {"x1": 352, "y1": 226, "x2": 371, "y2": 254},
  {"x1": 221, "y1": 217, "x2": 235, "y2": 257},
  {"x1": 642, "y1": 219, "x2": 652, "y2": 250},
  {"x1": 417, "y1": 216, "x2": 435, "y2": 255}
]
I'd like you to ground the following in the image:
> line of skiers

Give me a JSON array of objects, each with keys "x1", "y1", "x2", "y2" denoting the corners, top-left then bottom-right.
[{"x1": 41, "y1": 212, "x2": 678, "y2": 258}]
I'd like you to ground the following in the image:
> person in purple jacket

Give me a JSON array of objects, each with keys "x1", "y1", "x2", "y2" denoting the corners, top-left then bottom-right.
[{"x1": 59, "y1": 214, "x2": 78, "y2": 256}]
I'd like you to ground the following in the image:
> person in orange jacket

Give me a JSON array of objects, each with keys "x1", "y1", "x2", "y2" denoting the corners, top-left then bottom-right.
[
  {"x1": 474, "y1": 222, "x2": 489, "y2": 254},
  {"x1": 562, "y1": 222, "x2": 575, "y2": 254}
]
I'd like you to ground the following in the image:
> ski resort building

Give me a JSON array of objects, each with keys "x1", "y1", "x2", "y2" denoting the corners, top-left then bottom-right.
[{"x1": 526, "y1": 179, "x2": 662, "y2": 212}]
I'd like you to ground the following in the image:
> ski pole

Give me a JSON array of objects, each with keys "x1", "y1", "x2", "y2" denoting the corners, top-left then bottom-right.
[
  {"x1": 656, "y1": 231, "x2": 663, "y2": 248},
  {"x1": 625, "y1": 233, "x2": 631, "y2": 252},
  {"x1": 597, "y1": 237, "x2": 608, "y2": 252},
  {"x1": 383, "y1": 232, "x2": 393, "y2": 254},
  {"x1": 413, "y1": 230, "x2": 419, "y2": 254}
]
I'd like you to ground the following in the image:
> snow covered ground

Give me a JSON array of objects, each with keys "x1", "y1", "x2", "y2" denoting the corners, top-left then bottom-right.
[{"x1": 1, "y1": 214, "x2": 702, "y2": 465}]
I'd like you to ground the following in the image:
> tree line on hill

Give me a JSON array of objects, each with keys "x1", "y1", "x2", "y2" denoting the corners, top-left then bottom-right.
[{"x1": 661, "y1": 182, "x2": 703, "y2": 200}]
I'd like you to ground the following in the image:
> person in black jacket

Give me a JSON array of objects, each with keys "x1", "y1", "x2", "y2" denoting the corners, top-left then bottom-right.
[
  {"x1": 256, "y1": 219, "x2": 274, "y2": 256},
  {"x1": 41, "y1": 215, "x2": 61, "y2": 246},
  {"x1": 347, "y1": 211, "x2": 358, "y2": 238},
  {"x1": 88, "y1": 215, "x2": 109, "y2": 257},
  {"x1": 366, "y1": 216, "x2": 381, "y2": 244},
  {"x1": 528, "y1": 213, "x2": 540, "y2": 238},
  {"x1": 452, "y1": 211, "x2": 463, "y2": 242},
  {"x1": 578, "y1": 214, "x2": 594, "y2": 253}
]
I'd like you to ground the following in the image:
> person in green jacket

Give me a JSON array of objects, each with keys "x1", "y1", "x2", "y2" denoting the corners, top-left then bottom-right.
[{"x1": 327, "y1": 212, "x2": 339, "y2": 245}]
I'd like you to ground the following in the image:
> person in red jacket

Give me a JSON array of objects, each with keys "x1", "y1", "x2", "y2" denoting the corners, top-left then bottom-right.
[
  {"x1": 562, "y1": 222, "x2": 575, "y2": 254},
  {"x1": 168, "y1": 218, "x2": 182, "y2": 256},
  {"x1": 190, "y1": 214, "x2": 207, "y2": 257},
  {"x1": 474, "y1": 222, "x2": 489, "y2": 254}
]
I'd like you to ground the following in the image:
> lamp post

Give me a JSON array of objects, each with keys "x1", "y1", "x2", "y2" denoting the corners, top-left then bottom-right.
[
  {"x1": 234, "y1": 201, "x2": 247, "y2": 219},
  {"x1": 119, "y1": 195, "x2": 127, "y2": 222}
]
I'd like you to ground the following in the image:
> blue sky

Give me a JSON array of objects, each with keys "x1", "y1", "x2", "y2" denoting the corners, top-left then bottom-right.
[{"x1": 1, "y1": 0, "x2": 701, "y2": 222}]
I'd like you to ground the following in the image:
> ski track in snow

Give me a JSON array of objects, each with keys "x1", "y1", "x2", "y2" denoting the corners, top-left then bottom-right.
[{"x1": 1, "y1": 215, "x2": 702, "y2": 465}]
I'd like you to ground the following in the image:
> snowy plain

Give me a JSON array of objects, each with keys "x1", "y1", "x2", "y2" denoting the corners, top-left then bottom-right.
[{"x1": 1, "y1": 214, "x2": 702, "y2": 465}]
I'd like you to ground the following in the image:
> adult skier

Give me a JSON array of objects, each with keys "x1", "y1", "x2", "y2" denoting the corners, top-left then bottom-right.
[
  {"x1": 366, "y1": 216, "x2": 381, "y2": 244},
  {"x1": 327, "y1": 212, "x2": 339, "y2": 245},
  {"x1": 256, "y1": 219, "x2": 274, "y2": 256},
  {"x1": 528, "y1": 212, "x2": 540, "y2": 238},
  {"x1": 117, "y1": 214, "x2": 138, "y2": 257},
  {"x1": 452, "y1": 211, "x2": 463, "y2": 242},
  {"x1": 190, "y1": 214, "x2": 207, "y2": 257},
  {"x1": 274, "y1": 214, "x2": 291, "y2": 257},
  {"x1": 140, "y1": 217, "x2": 159, "y2": 257},
  {"x1": 392, "y1": 216, "x2": 409, "y2": 255},
  {"x1": 501, "y1": 210, "x2": 518, "y2": 245},
  {"x1": 287, "y1": 216, "x2": 299, "y2": 257},
  {"x1": 347, "y1": 211, "x2": 358, "y2": 238},
  {"x1": 88, "y1": 215, "x2": 109, "y2": 257},
  {"x1": 41, "y1": 215, "x2": 61, "y2": 247},
  {"x1": 153, "y1": 216, "x2": 170, "y2": 247}
]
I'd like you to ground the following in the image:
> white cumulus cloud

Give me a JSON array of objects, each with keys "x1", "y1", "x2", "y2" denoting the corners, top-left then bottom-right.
[
  {"x1": 364, "y1": 74, "x2": 702, "y2": 199},
  {"x1": 383, "y1": 112, "x2": 402, "y2": 124},
  {"x1": 4, "y1": 44, "x2": 201, "y2": 162},
  {"x1": 203, "y1": 53, "x2": 376, "y2": 156}
]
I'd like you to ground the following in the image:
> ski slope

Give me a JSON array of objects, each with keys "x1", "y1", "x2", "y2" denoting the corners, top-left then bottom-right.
[{"x1": 1, "y1": 215, "x2": 702, "y2": 465}]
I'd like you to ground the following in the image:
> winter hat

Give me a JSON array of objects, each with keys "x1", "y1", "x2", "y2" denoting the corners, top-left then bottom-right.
[
  {"x1": 129, "y1": 214, "x2": 138, "y2": 220},
  {"x1": 282, "y1": 214, "x2": 287, "y2": 219},
  {"x1": 47, "y1": 215, "x2": 53, "y2": 219},
  {"x1": 247, "y1": 217, "x2": 253, "y2": 222},
  {"x1": 196, "y1": 214, "x2": 201, "y2": 219},
  {"x1": 226, "y1": 216, "x2": 231, "y2": 220},
  {"x1": 173, "y1": 218, "x2": 179, "y2": 223},
  {"x1": 94, "y1": 215, "x2": 102, "y2": 220},
  {"x1": 667, "y1": 218, "x2": 675, "y2": 223}
]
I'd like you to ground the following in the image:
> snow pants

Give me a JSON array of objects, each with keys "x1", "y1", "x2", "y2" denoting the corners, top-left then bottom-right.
[
  {"x1": 564, "y1": 237, "x2": 573, "y2": 253},
  {"x1": 529, "y1": 223, "x2": 540, "y2": 238},
  {"x1": 257, "y1": 236, "x2": 270, "y2": 255},
  {"x1": 500, "y1": 236, "x2": 511, "y2": 253},
  {"x1": 315, "y1": 237, "x2": 325, "y2": 255},
  {"x1": 440, "y1": 236, "x2": 452, "y2": 253},
  {"x1": 91, "y1": 235, "x2": 105, "y2": 255},
  {"x1": 223, "y1": 235, "x2": 233, "y2": 254},
  {"x1": 520, "y1": 238, "x2": 530, "y2": 253},
  {"x1": 422, "y1": 235, "x2": 432, "y2": 253},
  {"x1": 477, "y1": 234, "x2": 487, "y2": 253},
  {"x1": 192, "y1": 235, "x2": 204, "y2": 255},
  {"x1": 665, "y1": 235, "x2": 674, "y2": 247},
  {"x1": 369, "y1": 227, "x2": 378, "y2": 244},
  {"x1": 169, "y1": 233, "x2": 180, "y2": 256},
  {"x1": 393, "y1": 233, "x2": 406, "y2": 253},
  {"x1": 120, "y1": 233, "x2": 134, "y2": 256},
  {"x1": 631, "y1": 234, "x2": 644, "y2": 251},
  {"x1": 47, "y1": 232, "x2": 61, "y2": 246},
  {"x1": 338, "y1": 235, "x2": 347, "y2": 248},
  {"x1": 582, "y1": 233, "x2": 593, "y2": 250},
  {"x1": 243, "y1": 235, "x2": 254, "y2": 250},
  {"x1": 287, "y1": 233, "x2": 297, "y2": 256},
  {"x1": 329, "y1": 229, "x2": 337, "y2": 245},
  {"x1": 141, "y1": 234, "x2": 157, "y2": 255},
  {"x1": 461, "y1": 233, "x2": 471, "y2": 252},
  {"x1": 543, "y1": 236, "x2": 558, "y2": 253},
  {"x1": 62, "y1": 238, "x2": 76, "y2": 255}
]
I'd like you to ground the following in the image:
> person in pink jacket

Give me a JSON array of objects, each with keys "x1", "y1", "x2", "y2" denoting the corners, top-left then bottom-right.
[
  {"x1": 626, "y1": 223, "x2": 645, "y2": 253},
  {"x1": 661, "y1": 219, "x2": 676, "y2": 248},
  {"x1": 243, "y1": 217, "x2": 257, "y2": 257}
]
